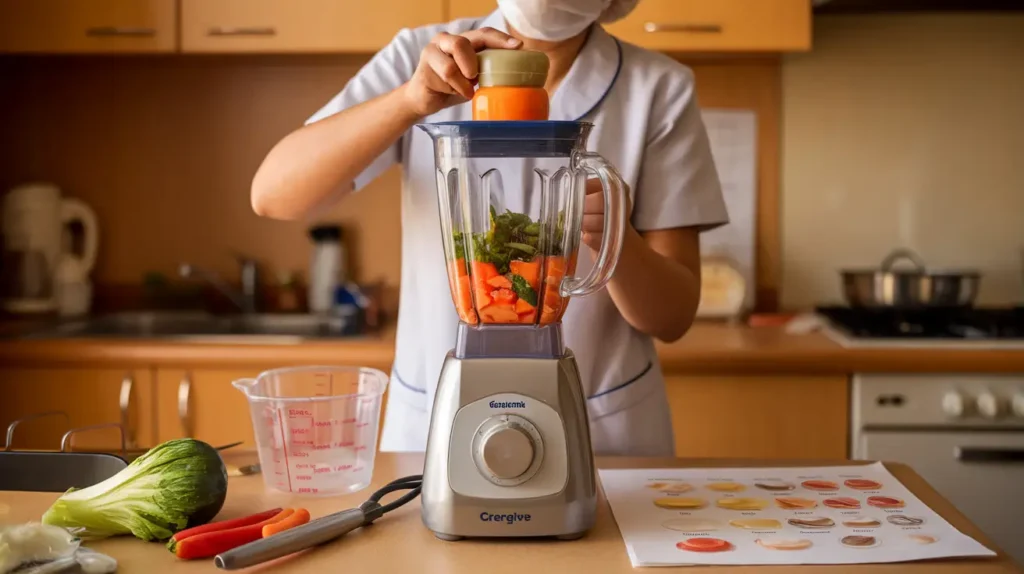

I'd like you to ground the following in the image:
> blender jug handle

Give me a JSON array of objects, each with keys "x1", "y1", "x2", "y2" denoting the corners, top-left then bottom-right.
[{"x1": 560, "y1": 152, "x2": 628, "y2": 297}]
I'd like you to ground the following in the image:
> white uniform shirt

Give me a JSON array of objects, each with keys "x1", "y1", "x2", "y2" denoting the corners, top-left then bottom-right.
[{"x1": 307, "y1": 10, "x2": 729, "y2": 456}]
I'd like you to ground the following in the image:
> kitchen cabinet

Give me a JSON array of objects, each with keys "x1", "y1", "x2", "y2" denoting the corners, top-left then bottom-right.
[
  {"x1": 665, "y1": 374, "x2": 849, "y2": 459},
  {"x1": 0, "y1": 368, "x2": 155, "y2": 451},
  {"x1": 0, "y1": 0, "x2": 177, "y2": 54},
  {"x1": 179, "y1": 0, "x2": 445, "y2": 53},
  {"x1": 156, "y1": 369, "x2": 257, "y2": 447},
  {"x1": 449, "y1": 0, "x2": 812, "y2": 52}
]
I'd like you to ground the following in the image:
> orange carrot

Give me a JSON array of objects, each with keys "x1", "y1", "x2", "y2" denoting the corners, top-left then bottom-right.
[
  {"x1": 510, "y1": 259, "x2": 542, "y2": 291},
  {"x1": 486, "y1": 275, "x2": 513, "y2": 289},
  {"x1": 262, "y1": 508, "x2": 311, "y2": 538}
]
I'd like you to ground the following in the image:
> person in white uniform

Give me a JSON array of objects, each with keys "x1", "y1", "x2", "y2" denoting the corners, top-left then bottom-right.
[{"x1": 251, "y1": 0, "x2": 729, "y2": 456}]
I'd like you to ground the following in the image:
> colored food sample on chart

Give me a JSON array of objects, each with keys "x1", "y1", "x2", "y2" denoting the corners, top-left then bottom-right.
[
  {"x1": 676, "y1": 538, "x2": 733, "y2": 553},
  {"x1": 447, "y1": 207, "x2": 576, "y2": 325}
]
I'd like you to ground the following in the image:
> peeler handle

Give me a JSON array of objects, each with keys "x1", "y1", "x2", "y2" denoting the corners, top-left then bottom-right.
[{"x1": 214, "y1": 508, "x2": 367, "y2": 570}]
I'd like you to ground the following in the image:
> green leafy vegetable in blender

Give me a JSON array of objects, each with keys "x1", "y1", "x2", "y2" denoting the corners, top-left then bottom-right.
[
  {"x1": 41, "y1": 438, "x2": 229, "y2": 542},
  {"x1": 510, "y1": 274, "x2": 538, "y2": 306},
  {"x1": 453, "y1": 206, "x2": 565, "y2": 275}
]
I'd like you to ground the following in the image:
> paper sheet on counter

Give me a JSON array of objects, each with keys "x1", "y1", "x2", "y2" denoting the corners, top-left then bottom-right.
[
  {"x1": 700, "y1": 109, "x2": 758, "y2": 312},
  {"x1": 599, "y1": 462, "x2": 996, "y2": 567}
]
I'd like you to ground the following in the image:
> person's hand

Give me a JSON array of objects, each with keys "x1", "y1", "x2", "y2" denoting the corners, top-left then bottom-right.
[
  {"x1": 582, "y1": 178, "x2": 634, "y2": 252},
  {"x1": 401, "y1": 27, "x2": 522, "y2": 118}
]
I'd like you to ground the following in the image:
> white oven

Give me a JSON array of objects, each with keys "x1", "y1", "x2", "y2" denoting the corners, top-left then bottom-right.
[{"x1": 852, "y1": 374, "x2": 1024, "y2": 566}]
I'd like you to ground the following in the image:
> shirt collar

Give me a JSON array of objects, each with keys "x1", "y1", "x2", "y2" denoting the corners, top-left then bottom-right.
[{"x1": 477, "y1": 10, "x2": 622, "y2": 122}]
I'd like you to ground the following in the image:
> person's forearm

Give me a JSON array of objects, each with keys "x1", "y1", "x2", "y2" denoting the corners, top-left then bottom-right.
[
  {"x1": 251, "y1": 86, "x2": 420, "y2": 220},
  {"x1": 604, "y1": 227, "x2": 701, "y2": 342}
]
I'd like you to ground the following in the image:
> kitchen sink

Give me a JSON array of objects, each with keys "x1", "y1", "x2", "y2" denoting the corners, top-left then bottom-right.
[{"x1": 18, "y1": 311, "x2": 360, "y2": 341}]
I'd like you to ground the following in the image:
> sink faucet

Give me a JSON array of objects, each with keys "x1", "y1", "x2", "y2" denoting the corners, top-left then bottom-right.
[{"x1": 178, "y1": 255, "x2": 260, "y2": 314}]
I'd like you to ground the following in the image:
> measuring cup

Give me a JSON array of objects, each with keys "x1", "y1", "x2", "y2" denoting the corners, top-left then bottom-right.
[{"x1": 233, "y1": 366, "x2": 388, "y2": 495}]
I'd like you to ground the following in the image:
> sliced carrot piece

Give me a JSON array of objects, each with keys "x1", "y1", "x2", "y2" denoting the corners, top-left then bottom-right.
[
  {"x1": 518, "y1": 311, "x2": 537, "y2": 324},
  {"x1": 486, "y1": 275, "x2": 513, "y2": 289},
  {"x1": 475, "y1": 285, "x2": 493, "y2": 308},
  {"x1": 471, "y1": 261, "x2": 500, "y2": 283},
  {"x1": 479, "y1": 304, "x2": 519, "y2": 323},
  {"x1": 514, "y1": 299, "x2": 535, "y2": 314},
  {"x1": 491, "y1": 288, "x2": 516, "y2": 305},
  {"x1": 510, "y1": 259, "x2": 542, "y2": 291}
]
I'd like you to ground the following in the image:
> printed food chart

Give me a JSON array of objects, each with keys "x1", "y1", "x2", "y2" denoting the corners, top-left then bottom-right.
[{"x1": 598, "y1": 462, "x2": 996, "y2": 567}]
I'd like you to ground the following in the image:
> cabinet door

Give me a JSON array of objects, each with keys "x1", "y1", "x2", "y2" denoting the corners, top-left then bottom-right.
[
  {"x1": 0, "y1": 0, "x2": 177, "y2": 54},
  {"x1": 180, "y1": 0, "x2": 445, "y2": 53},
  {"x1": 0, "y1": 368, "x2": 155, "y2": 451},
  {"x1": 665, "y1": 375, "x2": 849, "y2": 459},
  {"x1": 156, "y1": 369, "x2": 257, "y2": 448},
  {"x1": 448, "y1": 0, "x2": 811, "y2": 52}
]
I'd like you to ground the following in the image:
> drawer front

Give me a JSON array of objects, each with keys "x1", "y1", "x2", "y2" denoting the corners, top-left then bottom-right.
[
  {"x1": 181, "y1": 0, "x2": 445, "y2": 53},
  {"x1": 0, "y1": 0, "x2": 177, "y2": 53},
  {"x1": 604, "y1": 0, "x2": 811, "y2": 52},
  {"x1": 450, "y1": 0, "x2": 811, "y2": 53}
]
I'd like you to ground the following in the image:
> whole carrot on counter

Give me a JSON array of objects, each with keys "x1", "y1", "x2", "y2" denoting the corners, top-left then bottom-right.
[
  {"x1": 169, "y1": 508, "x2": 294, "y2": 560},
  {"x1": 262, "y1": 508, "x2": 311, "y2": 537},
  {"x1": 170, "y1": 508, "x2": 283, "y2": 543}
]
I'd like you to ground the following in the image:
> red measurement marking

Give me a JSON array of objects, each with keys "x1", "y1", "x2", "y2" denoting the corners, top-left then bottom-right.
[
  {"x1": 297, "y1": 487, "x2": 319, "y2": 494},
  {"x1": 312, "y1": 444, "x2": 331, "y2": 450},
  {"x1": 274, "y1": 471, "x2": 285, "y2": 476},
  {"x1": 352, "y1": 467, "x2": 364, "y2": 472},
  {"x1": 314, "y1": 421, "x2": 332, "y2": 428},
  {"x1": 292, "y1": 451, "x2": 310, "y2": 458},
  {"x1": 314, "y1": 467, "x2": 331, "y2": 474},
  {"x1": 294, "y1": 475, "x2": 312, "y2": 481},
  {"x1": 294, "y1": 463, "x2": 310, "y2": 469},
  {"x1": 342, "y1": 418, "x2": 357, "y2": 424},
  {"x1": 354, "y1": 445, "x2": 368, "y2": 452},
  {"x1": 292, "y1": 440, "x2": 313, "y2": 445},
  {"x1": 355, "y1": 422, "x2": 369, "y2": 428},
  {"x1": 335, "y1": 465, "x2": 353, "y2": 472},
  {"x1": 291, "y1": 428, "x2": 310, "y2": 434},
  {"x1": 288, "y1": 409, "x2": 312, "y2": 416},
  {"x1": 276, "y1": 409, "x2": 293, "y2": 492},
  {"x1": 336, "y1": 441, "x2": 355, "y2": 448}
]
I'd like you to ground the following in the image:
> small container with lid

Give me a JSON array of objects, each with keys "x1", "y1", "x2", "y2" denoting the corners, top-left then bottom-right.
[{"x1": 472, "y1": 49, "x2": 550, "y2": 121}]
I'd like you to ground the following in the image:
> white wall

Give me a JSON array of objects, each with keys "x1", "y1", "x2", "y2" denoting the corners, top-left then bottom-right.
[{"x1": 780, "y1": 14, "x2": 1024, "y2": 309}]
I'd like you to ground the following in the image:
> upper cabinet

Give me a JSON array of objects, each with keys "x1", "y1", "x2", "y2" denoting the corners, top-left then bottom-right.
[
  {"x1": 450, "y1": 0, "x2": 812, "y2": 52},
  {"x1": 0, "y1": 0, "x2": 810, "y2": 55},
  {"x1": 0, "y1": 0, "x2": 177, "y2": 54},
  {"x1": 179, "y1": 0, "x2": 443, "y2": 53}
]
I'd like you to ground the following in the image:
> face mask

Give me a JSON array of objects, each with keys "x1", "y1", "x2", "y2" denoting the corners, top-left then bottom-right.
[{"x1": 497, "y1": 0, "x2": 613, "y2": 42}]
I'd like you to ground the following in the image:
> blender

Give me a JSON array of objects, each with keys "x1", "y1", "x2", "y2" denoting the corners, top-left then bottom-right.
[{"x1": 417, "y1": 118, "x2": 629, "y2": 540}]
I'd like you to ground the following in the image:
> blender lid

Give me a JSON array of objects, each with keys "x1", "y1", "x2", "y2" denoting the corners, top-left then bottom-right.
[{"x1": 417, "y1": 121, "x2": 592, "y2": 158}]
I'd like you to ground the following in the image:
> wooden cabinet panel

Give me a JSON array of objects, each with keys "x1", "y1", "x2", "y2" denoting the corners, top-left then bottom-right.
[
  {"x1": 666, "y1": 375, "x2": 849, "y2": 459},
  {"x1": 180, "y1": 0, "x2": 445, "y2": 53},
  {"x1": 0, "y1": 368, "x2": 155, "y2": 451},
  {"x1": 448, "y1": 0, "x2": 811, "y2": 52},
  {"x1": 156, "y1": 369, "x2": 257, "y2": 448},
  {"x1": 0, "y1": 0, "x2": 177, "y2": 54}
]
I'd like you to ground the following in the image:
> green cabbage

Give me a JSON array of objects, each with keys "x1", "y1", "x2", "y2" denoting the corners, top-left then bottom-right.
[{"x1": 41, "y1": 439, "x2": 228, "y2": 542}]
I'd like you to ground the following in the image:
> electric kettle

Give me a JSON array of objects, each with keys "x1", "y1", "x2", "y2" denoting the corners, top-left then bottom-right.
[{"x1": 1, "y1": 183, "x2": 99, "y2": 315}]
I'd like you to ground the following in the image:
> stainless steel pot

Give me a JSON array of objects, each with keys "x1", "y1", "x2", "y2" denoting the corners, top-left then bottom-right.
[{"x1": 840, "y1": 249, "x2": 981, "y2": 308}]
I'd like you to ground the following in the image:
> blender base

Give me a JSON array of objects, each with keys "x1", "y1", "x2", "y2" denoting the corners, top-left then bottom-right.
[{"x1": 421, "y1": 347, "x2": 598, "y2": 540}]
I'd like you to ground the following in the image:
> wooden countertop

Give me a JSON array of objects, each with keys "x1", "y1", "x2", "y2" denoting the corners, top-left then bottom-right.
[
  {"x1": 2, "y1": 322, "x2": 1024, "y2": 374},
  {"x1": 1, "y1": 453, "x2": 1018, "y2": 573}
]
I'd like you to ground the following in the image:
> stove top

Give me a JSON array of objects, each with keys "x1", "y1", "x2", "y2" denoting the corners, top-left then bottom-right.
[{"x1": 815, "y1": 306, "x2": 1024, "y2": 348}]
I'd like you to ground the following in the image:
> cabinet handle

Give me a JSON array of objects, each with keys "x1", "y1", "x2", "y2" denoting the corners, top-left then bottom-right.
[
  {"x1": 119, "y1": 375, "x2": 136, "y2": 449},
  {"x1": 955, "y1": 446, "x2": 1024, "y2": 463},
  {"x1": 178, "y1": 373, "x2": 193, "y2": 438},
  {"x1": 86, "y1": 26, "x2": 157, "y2": 37},
  {"x1": 643, "y1": 22, "x2": 723, "y2": 34},
  {"x1": 207, "y1": 27, "x2": 277, "y2": 37}
]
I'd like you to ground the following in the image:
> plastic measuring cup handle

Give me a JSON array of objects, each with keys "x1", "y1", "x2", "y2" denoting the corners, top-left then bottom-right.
[{"x1": 560, "y1": 152, "x2": 628, "y2": 298}]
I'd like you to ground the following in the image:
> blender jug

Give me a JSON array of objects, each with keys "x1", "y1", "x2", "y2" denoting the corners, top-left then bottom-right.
[{"x1": 418, "y1": 121, "x2": 628, "y2": 326}]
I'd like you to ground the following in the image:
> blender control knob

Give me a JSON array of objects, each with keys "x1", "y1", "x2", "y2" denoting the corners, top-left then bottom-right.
[
  {"x1": 472, "y1": 414, "x2": 544, "y2": 486},
  {"x1": 941, "y1": 391, "x2": 966, "y2": 418},
  {"x1": 975, "y1": 390, "x2": 1002, "y2": 419},
  {"x1": 481, "y1": 427, "x2": 534, "y2": 479}
]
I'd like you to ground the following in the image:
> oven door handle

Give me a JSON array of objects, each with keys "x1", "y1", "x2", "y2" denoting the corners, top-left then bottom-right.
[{"x1": 955, "y1": 446, "x2": 1024, "y2": 463}]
